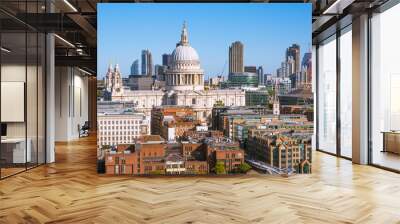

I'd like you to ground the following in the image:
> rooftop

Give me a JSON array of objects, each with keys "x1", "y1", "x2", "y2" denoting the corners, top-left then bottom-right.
[
  {"x1": 204, "y1": 137, "x2": 240, "y2": 150},
  {"x1": 138, "y1": 135, "x2": 165, "y2": 143},
  {"x1": 97, "y1": 110, "x2": 146, "y2": 117}
]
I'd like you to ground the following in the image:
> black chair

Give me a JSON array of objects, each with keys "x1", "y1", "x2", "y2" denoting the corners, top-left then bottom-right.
[{"x1": 79, "y1": 121, "x2": 90, "y2": 138}]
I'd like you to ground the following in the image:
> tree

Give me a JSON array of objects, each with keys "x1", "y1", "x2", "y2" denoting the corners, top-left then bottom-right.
[
  {"x1": 214, "y1": 161, "x2": 226, "y2": 174},
  {"x1": 238, "y1": 163, "x2": 252, "y2": 174},
  {"x1": 303, "y1": 163, "x2": 310, "y2": 174},
  {"x1": 101, "y1": 145, "x2": 111, "y2": 150}
]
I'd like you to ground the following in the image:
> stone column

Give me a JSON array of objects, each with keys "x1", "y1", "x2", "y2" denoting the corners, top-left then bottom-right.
[
  {"x1": 352, "y1": 14, "x2": 369, "y2": 164},
  {"x1": 46, "y1": 32, "x2": 55, "y2": 163},
  {"x1": 46, "y1": 0, "x2": 56, "y2": 163}
]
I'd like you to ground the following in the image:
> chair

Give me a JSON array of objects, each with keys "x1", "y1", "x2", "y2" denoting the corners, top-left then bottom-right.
[{"x1": 79, "y1": 121, "x2": 90, "y2": 138}]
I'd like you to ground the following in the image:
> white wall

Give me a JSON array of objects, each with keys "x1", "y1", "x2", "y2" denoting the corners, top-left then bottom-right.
[
  {"x1": 1, "y1": 63, "x2": 46, "y2": 164},
  {"x1": 55, "y1": 66, "x2": 89, "y2": 141},
  {"x1": 1, "y1": 65, "x2": 26, "y2": 139}
]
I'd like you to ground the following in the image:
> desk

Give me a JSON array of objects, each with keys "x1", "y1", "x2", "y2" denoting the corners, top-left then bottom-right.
[
  {"x1": 1, "y1": 138, "x2": 31, "y2": 164},
  {"x1": 382, "y1": 131, "x2": 400, "y2": 154}
]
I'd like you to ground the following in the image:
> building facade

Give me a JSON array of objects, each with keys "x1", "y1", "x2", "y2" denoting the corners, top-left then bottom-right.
[
  {"x1": 97, "y1": 111, "x2": 150, "y2": 148},
  {"x1": 229, "y1": 41, "x2": 244, "y2": 74},
  {"x1": 245, "y1": 90, "x2": 269, "y2": 106},
  {"x1": 126, "y1": 75, "x2": 154, "y2": 90},
  {"x1": 151, "y1": 106, "x2": 195, "y2": 137},
  {"x1": 257, "y1": 66, "x2": 264, "y2": 85},
  {"x1": 286, "y1": 44, "x2": 300, "y2": 74},
  {"x1": 244, "y1": 66, "x2": 257, "y2": 73},
  {"x1": 105, "y1": 64, "x2": 123, "y2": 93},
  {"x1": 131, "y1": 59, "x2": 139, "y2": 75},
  {"x1": 205, "y1": 137, "x2": 244, "y2": 173},
  {"x1": 141, "y1": 49, "x2": 153, "y2": 76},
  {"x1": 164, "y1": 22, "x2": 204, "y2": 91},
  {"x1": 108, "y1": 23, "x2": 245, "y2": 120},
  {"x1": 162, "y1": 53, "x2": 172, "y2": 67},
  {"x1": 104, "y1": 133, "x2": 244, "y2": 175},
  {"x1": 227, "y1": 72, "x2": 258, "y2": 87},
  {"x1": 247, "y1": 134, "x2": 312, "y2": 173}
]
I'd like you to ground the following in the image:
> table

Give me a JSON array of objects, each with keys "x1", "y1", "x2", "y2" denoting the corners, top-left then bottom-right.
[{"x1": 1, "y1": 138, "x2": 31, "y2": 164}]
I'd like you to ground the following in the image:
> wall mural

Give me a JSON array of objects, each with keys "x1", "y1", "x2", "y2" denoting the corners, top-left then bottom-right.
[{"x1": 96, "y1": 3, "x2": 313, "y2": 176}]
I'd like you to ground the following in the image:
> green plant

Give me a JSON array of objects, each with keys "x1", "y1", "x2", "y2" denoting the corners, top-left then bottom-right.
[
  {"x1": 214, "y1": 161, "x2": 226, "y2": 174},
  {"x1": 303, "y1": 163, "x2": 310, "y2": 174},
  {"x1": 238, "y1": 163, "x2": 252, "y2": 173},
  {"x1": 101, "y1": 145, "x2": 111, "y2": 150}
]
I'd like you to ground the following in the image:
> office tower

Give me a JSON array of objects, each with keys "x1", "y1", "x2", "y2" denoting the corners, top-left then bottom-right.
[
  {"x1": 229, "y1": 41, "x2": 244, "y2": 73},
  {"x1": 301, "y1": 52, "x2": 312, "y2": 85},
  {"x1": 244, "y1": 66, "x2": 257, "y2": 73},
  {"x1": 162, "y1": 54, "x2": 172, "y2": 67},
  {"x1": 286, "y1": 44, "x2": 300, "y2": 74},
  {"x1": 228, "y1": 72, "x2": 258, "y2": 88},
  {"x1": 141, "y1": 49, "x2": 153, "y2": 76},
  {"x1": 257, "y1": 66, "x2": 264, "y2": 85},
  {"x1": 272, "y1": 82, "x2": 280, "y2": 115},
  {"x1": 287, "y1": 56, "x2": 295, "y2": 76},
  {"x1": 276, "y1": 67, "x2": 282, "y2": 78},
  {"x1": 264, "y1": 73, "x2": 271, "y2": 82},
  {"x1": 280, "y1": 61, "x2": 290, "y2": 78},
  {"x1": 278, "y1": 58, "x2": 295, "y2": 78},
  {"x1": 154, "y1": 64, "x2": 165, "y2": 81},
  {"x1": 131, "y1": 59, "x2": 139, "y2": 75}
]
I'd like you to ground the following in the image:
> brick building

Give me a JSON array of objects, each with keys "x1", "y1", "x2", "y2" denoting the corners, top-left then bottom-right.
[
  {"x1": 138, "y1": 143, "x2": 166, "y2": 174},
  {"x1": 151, "y1": 106, "x2": 195, "y2": 135},
  {"x1": 185, "y1": 160, "x2": 208, "y2": 174},
  {"x1": 182, "y1": 130, "x2": 224, "y2": 142},
  {"x1": 151, "y1": 106, "x2": 197, "y2": 140},
  {"x1": 105, "y1": 134, "x2": 215, "y2": 175},
  {"x1": 105, "y1": 144, "x2": 138, "y2": 175},
  {"x1": 246, "y1": 133, "x2": 312, "y2": 173},
  {"x1": 205, "y1": 137, "x2": 244, "y2": 173},
  {"x1": 105, "y1": 135, "x2": 166, "y2": 175}
]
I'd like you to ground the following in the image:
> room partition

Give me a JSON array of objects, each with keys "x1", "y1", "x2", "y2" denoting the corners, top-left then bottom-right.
[{"x1": 0, "y1": 1, "x2": 47, "y2": 179}]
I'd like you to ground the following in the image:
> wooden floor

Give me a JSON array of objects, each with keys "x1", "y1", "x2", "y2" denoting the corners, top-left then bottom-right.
[
  {"x1": 1, "y1": 135, "x2": 400, "y2": 224},
  {"x1": 372, "y1": 151, "x2": 400, "y2": 171}
]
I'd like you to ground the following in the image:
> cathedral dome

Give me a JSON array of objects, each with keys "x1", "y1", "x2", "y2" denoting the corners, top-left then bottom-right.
[
  {"x1": 171, "y1": 45, "x2": 199, "y2": 62},
  {"x1": 169, "y1": 22, "x2": 202, "y2": 71},
  {"x1": 165, "y1": 22, "x2": 204, "y2": 91}
]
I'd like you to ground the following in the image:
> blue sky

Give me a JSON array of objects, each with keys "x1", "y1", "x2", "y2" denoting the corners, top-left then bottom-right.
[{"x1": 98, "y1": 3, "x2": 311, "y2": 79}]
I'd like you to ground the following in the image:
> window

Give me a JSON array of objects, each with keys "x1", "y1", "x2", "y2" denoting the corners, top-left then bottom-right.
[
  {"x1": 339, "y1": 26, "x2": 352, "y2": 158},
  {"x1": 0, "y1": 5, "x2": 46, "y2": 178},
  {"x1": 317, "y1": 35, "x2": 337, "y2": 154},
  {"x1": 370, "y1": 4, "x2": 400, "y2": 171}
]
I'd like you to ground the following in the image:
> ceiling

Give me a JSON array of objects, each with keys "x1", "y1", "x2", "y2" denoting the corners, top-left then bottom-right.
[{"x1": 0, "y1": 0, "x2": 392, "y2": 75}]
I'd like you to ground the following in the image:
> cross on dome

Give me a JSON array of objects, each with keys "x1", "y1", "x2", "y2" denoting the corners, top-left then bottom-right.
[{"x1": 180, "y1": 21, "x2": 189, "y2": 46}]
